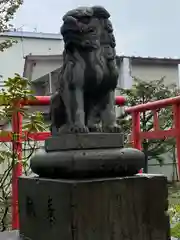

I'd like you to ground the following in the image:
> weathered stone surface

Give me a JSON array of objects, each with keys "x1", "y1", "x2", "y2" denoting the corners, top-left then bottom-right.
[
  {"x1": 50, "y1": 6, "x2": 120, "y2": 134},
  {"x1": 18, "y1": 174, "x2": 170, "y2": 240},
  {"x1": 45, "y1": 133, "x2": 124, "y2": 151},
  {"x1": 30, "y1": 147, "x2": 145, "y2": 178}
]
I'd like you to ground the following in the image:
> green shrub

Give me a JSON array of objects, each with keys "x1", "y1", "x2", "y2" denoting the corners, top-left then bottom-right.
[{"x1": 169, "y1": 204, "x2": 180, "y2": 238}]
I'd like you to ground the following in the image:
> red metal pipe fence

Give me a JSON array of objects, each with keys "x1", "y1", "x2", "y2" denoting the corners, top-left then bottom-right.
[
  {"x1": 0, "y1": 95, "x2": 126, "y2": 229},
  {"x1": 11, "y1": 105, "x2": 23, "y2": 230},
  {"x1": 1, "y1": 94, "x2": 180, "y2": 229},
  {"x1": 126, "y1": 96, "x2": 180, "y2": 179}
]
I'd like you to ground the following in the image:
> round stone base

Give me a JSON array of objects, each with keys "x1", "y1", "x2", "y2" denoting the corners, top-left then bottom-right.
[{"x1": 30, "y1": 148, "x2": 145, "y2": 179}]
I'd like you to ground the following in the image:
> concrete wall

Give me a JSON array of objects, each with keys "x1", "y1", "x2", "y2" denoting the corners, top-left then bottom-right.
[
  {"x1": 31, "y1": 59, "x2": 62, "y2": 81},
  {"x1": 31, "y1": 74, "x2": 50, "y2": 96},
  {"x1": 117, "y1": 57, "x2": 179, "y2": 89},
  {"x1": 0, "y1": 35, "x2": 63, "y2": 83},
  {"x1": 148, "y1": 151, "x2": 178, "y2": 182},
  {"x1": 131, "y1": 62, "x2": 179, "y2": 86}
]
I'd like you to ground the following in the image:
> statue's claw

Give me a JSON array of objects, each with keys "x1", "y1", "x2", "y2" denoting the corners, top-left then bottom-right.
[
  {"x1": 70, "y1": 124, "x2": 89, "y2": 133},
  {"x1": 88, "y1": 124, "x2": 102, "y2": 132}
]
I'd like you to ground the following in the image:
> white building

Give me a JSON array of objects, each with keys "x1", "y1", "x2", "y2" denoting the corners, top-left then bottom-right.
[
  {"x1": 0, "y1": 31, "x2": 63, "y2": 87},
  {"x1": 0, "y1": 31, "x2": 64, "y2": 156},
  {"x1": 116, "y1": 55, "x2": 180, "y2": 89},
  {"x1": 24, "y1": 55, "x2": 180, "y2": 94}
]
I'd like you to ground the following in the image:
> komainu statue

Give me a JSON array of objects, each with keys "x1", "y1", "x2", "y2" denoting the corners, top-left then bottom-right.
[{"x1": 50, "y1": 6, "x2": 120, "y2": 134}]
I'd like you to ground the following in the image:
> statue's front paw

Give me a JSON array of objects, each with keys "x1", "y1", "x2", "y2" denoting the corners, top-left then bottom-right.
[
  {"x1": 70, "y1": 124, "x2": 89, "y2": 133},
  {"x1": 88, "y1": 124, "x2": 102, "y2": 133}
]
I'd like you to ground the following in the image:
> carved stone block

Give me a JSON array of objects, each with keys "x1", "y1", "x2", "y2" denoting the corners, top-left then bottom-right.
[
  {"x1": 45, "y1": 133, "x2": 124, "y2": 151},
  {"x1": 18, "y1": 174, "x2": 170, "y2": 240},
  {"x1": 30, "y1": 149, "x2": 145, "y2": 179}
]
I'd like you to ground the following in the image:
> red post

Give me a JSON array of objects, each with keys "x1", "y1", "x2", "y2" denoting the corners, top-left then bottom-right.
[
  {"x1": 153, "y1": 110, "x2": 159, "y2": 130},
  {"x1": 131, "y1": 111, "x2": 143, "y2": 173},
  {"x1": 11, "y1": 105, "x2": 23, "y2": 229},
  {"x1": 173, "y1": 104, "x2": 180, "y2": 179},
  {"x1": 132, "y1": 112, "x2": 141, "y2": 150},
  {"x1": 21, "y1": 96, "x2": 126, "y2": 107}
]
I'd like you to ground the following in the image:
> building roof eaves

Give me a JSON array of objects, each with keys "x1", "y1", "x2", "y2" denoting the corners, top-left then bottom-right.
[{"x1": 0, "y1": 31, "x2": 62, "y2": 40}]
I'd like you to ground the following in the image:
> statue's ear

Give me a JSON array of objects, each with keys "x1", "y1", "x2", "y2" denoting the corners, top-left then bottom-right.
[{"x1": 92, "y1": 6, "x2": 110, "y2": 19}]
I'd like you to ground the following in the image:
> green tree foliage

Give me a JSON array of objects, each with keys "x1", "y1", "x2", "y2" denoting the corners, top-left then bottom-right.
[
  {"x1": 0, "y1": 74, "x2": 46, "y2": 230},
  {"x1": 118, "y1": 77, "x2": 179, "y2": 165},
  {"x1": 0, "y1": 0, "x2": 23, "y2": 51}
]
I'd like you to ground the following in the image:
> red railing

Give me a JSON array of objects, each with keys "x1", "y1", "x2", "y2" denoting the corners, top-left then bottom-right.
[
  {"x1": 126, "y1": 96, "x2": 180, "y2": 179},
  {"x1": 3, "y1": 95, "x2": 180, "y2": 229},
  {"x1": 0, "y1": 95, "x2": 126, "y2": 230}
]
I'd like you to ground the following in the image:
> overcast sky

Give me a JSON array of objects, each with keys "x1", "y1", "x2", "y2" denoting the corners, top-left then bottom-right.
[{"x1": 11, "y1": 0, "x2": 180, "y2": 57}]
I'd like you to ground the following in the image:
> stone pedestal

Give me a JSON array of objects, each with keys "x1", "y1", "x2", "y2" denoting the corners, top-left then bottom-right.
[
  {"x1": 18, "y1": 174, "x2": 170, "y2": 240},
  {"x1": 30, "y1": 133, "x2": 145, "y2": 178},
  {"x1": 18, "y1": 133, "x2": 170, "y2": 239}
]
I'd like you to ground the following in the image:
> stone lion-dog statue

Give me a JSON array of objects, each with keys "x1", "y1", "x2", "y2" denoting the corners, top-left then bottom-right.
[{"x1": 50, "y1": 6, "x2": 120, "y2": 134}]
